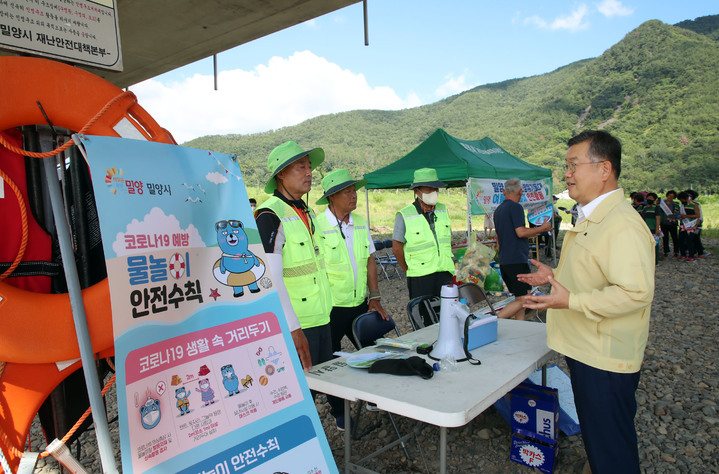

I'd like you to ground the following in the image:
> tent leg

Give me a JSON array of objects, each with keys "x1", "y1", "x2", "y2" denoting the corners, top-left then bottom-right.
[
  {"x1": 365, "y1": 188, "x2": 370, "y2": 231},
  {"x1": 465, "y1": 181, "x2": 472, "y2": 239}
]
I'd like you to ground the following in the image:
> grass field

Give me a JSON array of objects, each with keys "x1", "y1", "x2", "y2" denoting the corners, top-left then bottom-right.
[{"x1": 246, "y1": 186, "x2": 719, "y2": 235}]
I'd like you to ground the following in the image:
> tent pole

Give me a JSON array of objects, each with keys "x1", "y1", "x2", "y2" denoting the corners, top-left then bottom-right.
[
  {"x1": 365, "y1": 188, "x2": 370, "y2": 231},
  {"x1": 465, "y1": 181, "x2": 472, "y2": 239}
]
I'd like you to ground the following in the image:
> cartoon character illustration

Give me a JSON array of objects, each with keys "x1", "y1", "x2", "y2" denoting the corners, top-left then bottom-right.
[
  {"x1": 213, "y1": 219, "x2": 265, "y2": 297},
  {"x1": 139, "y1": 396, "x2": 161, "y2": 429},
  {"x1": 175, "y1": 387, "x2": 191, "y2": 416},
  {"x1": 221, "y1": 364, "x2": 240, "y2": 396},
  {"x1": 195, "y1": 378, "x2": 216, "y2": 406}
]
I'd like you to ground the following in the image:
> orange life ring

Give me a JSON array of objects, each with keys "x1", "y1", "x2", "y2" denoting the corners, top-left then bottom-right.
[{"x1": 0, "y1": 56, "x2": 175, "y2": 472}]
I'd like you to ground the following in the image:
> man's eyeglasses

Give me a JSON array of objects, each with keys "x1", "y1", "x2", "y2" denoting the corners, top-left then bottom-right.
[
  {"x1": 563, "y1": 160, "x2": 606, "y2": 174},
  {"x1": 216, "y1": 220, "x2": 242, "y2": 231}
]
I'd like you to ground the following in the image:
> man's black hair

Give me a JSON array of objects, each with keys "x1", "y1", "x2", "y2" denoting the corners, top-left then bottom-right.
[
  {"x1": 666, "y1": 190, "x2": 676, "y2": 198},
  {"x1": 567, "y1": 130, "x2": 621, "y2": 179},
  {"x1": 677, "y1": 191, "x2": 689, "y2": 201}
]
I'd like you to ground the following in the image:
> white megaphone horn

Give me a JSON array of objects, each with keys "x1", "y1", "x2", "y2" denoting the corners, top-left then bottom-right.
[{"x1": 429, "y1": 284, "x2": 471, "y2": 362}]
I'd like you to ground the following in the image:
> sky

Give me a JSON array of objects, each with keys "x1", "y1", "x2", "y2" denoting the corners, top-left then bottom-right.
[{"x1": 130, "y1": 1, "x2": 718, "y2": 144}]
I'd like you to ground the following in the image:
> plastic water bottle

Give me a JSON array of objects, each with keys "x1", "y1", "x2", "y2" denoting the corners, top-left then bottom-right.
[{"x1": 439, "y1": 355, "x2": 458, "y2": 372}]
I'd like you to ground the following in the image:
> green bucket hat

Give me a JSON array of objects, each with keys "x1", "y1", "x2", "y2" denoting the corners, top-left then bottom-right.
[
  {"x1": 316, "y1": 169, "x2": 367, "y2": 205},
  {"x1": 264, "y1": 141, "x2": 325, "y2": 194},
  {"x1": 409, "y1": 167, "x2": 446, "y2": 189}
]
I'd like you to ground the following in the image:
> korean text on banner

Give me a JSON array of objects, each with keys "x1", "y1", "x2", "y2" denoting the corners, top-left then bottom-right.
[
  {"x1": 81, "y1": 135, "x2": 337, "y2": 474},
  {"x1": 469, "y1": 177, "x2": 553, "y2": 216}
]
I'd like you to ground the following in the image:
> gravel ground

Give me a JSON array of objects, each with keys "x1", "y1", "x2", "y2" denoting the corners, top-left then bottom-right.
[{"x1": 29, "y1": 235, "x2": 719, "y2": 473}]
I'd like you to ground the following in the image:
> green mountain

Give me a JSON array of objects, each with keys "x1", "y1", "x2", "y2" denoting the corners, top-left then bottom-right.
[{"x1": 185, "y1": 16, "x2": 719, "y2": 194}]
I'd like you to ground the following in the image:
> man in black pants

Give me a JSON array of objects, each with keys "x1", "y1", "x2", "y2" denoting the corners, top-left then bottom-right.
[
  {"x1": 314, "y1": 169, "x2": 388, "y2": 355},
  {"x1": 493, "y1": 178, "x2": 550, "y2": 320}
]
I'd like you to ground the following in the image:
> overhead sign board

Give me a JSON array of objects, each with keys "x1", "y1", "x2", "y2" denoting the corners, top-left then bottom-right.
[{"x1": 0, "y1": 0, "x2": 122, "y2": 70}]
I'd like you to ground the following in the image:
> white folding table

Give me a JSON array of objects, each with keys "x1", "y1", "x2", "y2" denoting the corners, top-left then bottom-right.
[{"x1": 305, "y1": 318, "x2": 555, "y2": 473}]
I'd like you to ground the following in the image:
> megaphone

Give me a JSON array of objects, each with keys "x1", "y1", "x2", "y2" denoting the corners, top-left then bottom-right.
[{"x1": 429, "y1": 284, "x2": 471, "y2": 362}]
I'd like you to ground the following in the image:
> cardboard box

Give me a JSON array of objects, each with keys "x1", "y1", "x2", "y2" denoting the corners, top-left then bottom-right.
[
  {"x1": 510, "y1": 429, "x2": 558, "y2": 474},
  {"x1": 463, "y1": 315, "x2": 497, "y2": 350},
  {"x1": 510, "y1": 382, "x2": 559, "y2": 440}
]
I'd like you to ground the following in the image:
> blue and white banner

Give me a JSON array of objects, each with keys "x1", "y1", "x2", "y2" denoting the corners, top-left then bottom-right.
[
  {"x1": 469, "y1": 177, "x2": 553, "y2": 216},
  {"x1": 82, "y1": 135, "x2": 336, "y2": 474}
]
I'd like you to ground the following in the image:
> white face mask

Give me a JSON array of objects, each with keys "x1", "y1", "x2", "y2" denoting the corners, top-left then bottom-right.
[{"x1": 420, "y1": 190, "x2": 439, "y2": 206}]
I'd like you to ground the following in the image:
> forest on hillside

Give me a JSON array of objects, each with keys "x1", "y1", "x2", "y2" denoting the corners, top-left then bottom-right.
[{"x1": 185, "y1": 15, "x2": 719, "y2": 195}]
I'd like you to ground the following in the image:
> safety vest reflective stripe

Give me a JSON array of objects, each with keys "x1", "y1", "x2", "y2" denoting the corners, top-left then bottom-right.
[
  {"x1": 316, "y1": 212, "x2": 369, "y2": 307},
  {"x1": 258, "y1": 197, "x2": 331, "y2": 328}
]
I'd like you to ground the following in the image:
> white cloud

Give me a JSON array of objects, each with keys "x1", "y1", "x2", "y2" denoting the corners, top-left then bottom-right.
[
  {"x1": 131, "y1": 51, "x2": 420, "y2": 143},
  {"x1": 206, "y1": 171, "x2": 228, "y2": 184},
  {"x1": 523, "y1": 5, "x2": 590, "y2": 32},
  {"x1": 112, "y1": 207, "x2": 204, "y2": 256},
  {"x1": 523, "y1": 15, "x2": 548, "y2": 29},
  {"x1": 435, "y1": 73, "x2": 473, "y2": 98},
  {"x1": 550, "y1": 5, "x2": 590, "y2": 32},
  {"x1": 596, "y1": 0, "x2": 634, "y2": 18}
]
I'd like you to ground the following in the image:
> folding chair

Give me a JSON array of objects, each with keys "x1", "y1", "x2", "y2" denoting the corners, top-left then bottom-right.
[
  {"x1": 350, "y1": 311, "x2": 413, "y2": 461},
  {"x1": 372, "y1": 240, "x2": 391, "y2": 280},
  {"x1": 457, "y1": 282, "x2": 498, "y2": 315},
  {"x1": 406, "y1": 295, "x2": 441, "y2": 331},
  {"x1": 351, "y1": 310, "x2": 401, "y2": 348},
  {"x1": 381, "y1": 239, "x2": 403, "y2": 279}
]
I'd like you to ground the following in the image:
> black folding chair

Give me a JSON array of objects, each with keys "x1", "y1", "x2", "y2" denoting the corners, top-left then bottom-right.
[
  {"x1": 457, "y1": 282, "x2": 498, "y2": 315},
  {"x1": 406, "y1": 295, "x2": 441, "y2": 331}
]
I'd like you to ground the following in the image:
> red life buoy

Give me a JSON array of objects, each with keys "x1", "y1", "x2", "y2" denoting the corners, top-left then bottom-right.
[{"x1": 0, "y1": 56, "x2": 176, "y2": 472}]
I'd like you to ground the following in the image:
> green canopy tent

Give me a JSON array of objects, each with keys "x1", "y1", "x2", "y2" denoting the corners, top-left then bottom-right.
[{"x1": 362, "y1": 128, "x2": 553, "y2": 233}]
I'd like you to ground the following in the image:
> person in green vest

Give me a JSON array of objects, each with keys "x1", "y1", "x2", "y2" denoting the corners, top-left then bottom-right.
[
  {"x1": 315, "y1": 169, "x2": 388, "y2": 354},
  {"x1": 255, "y1": 141, "x2": 351, "y2": 430},
  {"x1": 392, "y1": 168, "x2": 455, "y2": 300}
]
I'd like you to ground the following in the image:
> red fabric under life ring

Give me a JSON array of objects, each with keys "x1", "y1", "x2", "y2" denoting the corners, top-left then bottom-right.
[
  {"x1": 0, "y1": 128, "x2": 52, "y2": 292},
  {"x1": 0, "y1": 56, "x2": 176, "y2": 472}
]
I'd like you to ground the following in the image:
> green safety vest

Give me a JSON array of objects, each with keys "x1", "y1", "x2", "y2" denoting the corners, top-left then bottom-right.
[
  {"x1": 399, "y1": 202, "x2": 454, "y2": 277},
  {"x1": 316, "y1": 212, "x2": 370, "y2": 307},
  {"x1": 259, "y1": 197, "x2": 332, "y2": 329},
  {"x1": 638, "y1": 204, "x2": 658, "y2": 232}
]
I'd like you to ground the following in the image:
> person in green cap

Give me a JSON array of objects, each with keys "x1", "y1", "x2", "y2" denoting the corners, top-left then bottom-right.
[
  {"x1": 254, "y1": 141, "x2": 349, "y2": 430},
  {"x1": 315, "y1": 169, "x2": 388, "y2": 355},
  {"x1": 392, "y1": 168, "x2": 455, "y2": 301}
]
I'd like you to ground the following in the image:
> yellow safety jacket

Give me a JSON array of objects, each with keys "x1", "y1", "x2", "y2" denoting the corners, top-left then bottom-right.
[
  {"x1": 259, "y1": 197, "x2": 332, "y2": 328},
  {"x1": 399, "y1": 202, "x2": 454, "y2": 277},
  {"x1": 316, "y1": 212, "x2": 370, "y2": 307}
]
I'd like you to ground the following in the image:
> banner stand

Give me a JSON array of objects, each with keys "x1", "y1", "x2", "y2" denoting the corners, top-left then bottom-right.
[{"x1": 42, "y1": 148, "x2": 118, "y2": 474}]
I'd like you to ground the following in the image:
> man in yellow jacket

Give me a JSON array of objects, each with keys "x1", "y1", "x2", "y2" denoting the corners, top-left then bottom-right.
[
  {"x1": 392, "y1": 168, "x2": 455, "y2": 301},
  {"x1": 315, "y1": 169, "x2": 388, "y2": 353},
  {"x1": 521, "y1": 130, "x2": 655, "y2": 474}
]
